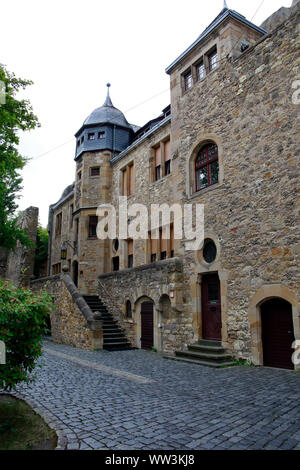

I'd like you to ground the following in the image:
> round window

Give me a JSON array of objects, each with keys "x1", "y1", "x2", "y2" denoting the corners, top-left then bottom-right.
[{"x1": 203, "y1": 239, "x2": 217, "y2": 264}]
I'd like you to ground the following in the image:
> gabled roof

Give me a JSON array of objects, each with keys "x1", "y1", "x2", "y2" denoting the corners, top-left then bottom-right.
[{"x1": 165, "y1": 7, "x2": 267, "y2": 74}]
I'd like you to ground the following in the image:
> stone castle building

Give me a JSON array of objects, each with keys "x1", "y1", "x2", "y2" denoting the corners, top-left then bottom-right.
[{"x1": 41, "y1": 2, "x2": 300, "y2": 370}]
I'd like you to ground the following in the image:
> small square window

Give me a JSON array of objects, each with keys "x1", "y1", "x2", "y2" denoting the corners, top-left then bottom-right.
[
  {"x1": 128, "y1": 254, "x2": 134, "y2": 268},
  {"x1": 165, "y1": 160, "x2": 171, "y2": 176},
  {"x1": 98, "y1": 131, "x2": 105, "y2": 139},
  {"x1": 155, "y1": 165, "x2": 161, "y2": 181},
  {"x1": 90, "y1": 167, "x2": 100, "y2": 177},
  {"x1": 151, "y1": 254, "x2": 157, "y2": 263},
  {"x1": 88, "y1": 215, "x2": 98, "y2": 238},
  {"x1": 184, "y1": 71, "x2": 192, "y2": 91},
  {"x1": 88, "y1": 133, "x2": 95, "y2": 140},
  {"x1": 197, "y1": 61, "x2": 205, "y2": 80},
  {"x1": 208, "y1": 49, "x2": 218, "y2": 72}
]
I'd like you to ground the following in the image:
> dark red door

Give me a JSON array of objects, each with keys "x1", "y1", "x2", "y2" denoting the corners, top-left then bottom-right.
[
  {"x1": 202, "y1": 274, "x2": 222, "y2": 341},
  {"x1": 261, "y1": 299, "x2": 295, "y2": 370},
  {"x1": 141, "y1": 302, "x2": 154, "y2": 350}
]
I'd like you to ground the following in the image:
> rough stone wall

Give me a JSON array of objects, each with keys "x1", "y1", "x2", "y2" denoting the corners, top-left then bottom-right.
[
  {"x1": 170, "y1": 8, "x2": 300, "y2": 358},
  {"x1": 261, "y1": 0, "x2": 299, "y2": 32},
  {"x1": 98, "y1": 258, "x2": 188, "y2": 354},
  {"x1": 31, "y1": 275, "x2": 102, "y2": 350},
  {"x1": 46, "y1": 8, "x2": 300, "y2": 360},
  {"x1": 5, "y1": 207, "x2": 39, "y2": 287}
]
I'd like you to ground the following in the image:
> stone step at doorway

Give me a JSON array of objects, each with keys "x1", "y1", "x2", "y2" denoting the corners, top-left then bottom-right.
[{"x1": 165, "y1": 340, "x2": 235, "y2": 368}]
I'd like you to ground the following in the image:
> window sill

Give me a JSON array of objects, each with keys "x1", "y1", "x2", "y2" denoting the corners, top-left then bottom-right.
[
  {"x1": 188, "y1": 182, "x2": 224, "y2": 200},
  {"x1": 151, "y1": 172, "x2": 172, "y2": 186}
]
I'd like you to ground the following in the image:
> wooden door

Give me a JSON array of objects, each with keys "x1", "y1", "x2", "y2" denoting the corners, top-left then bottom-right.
[
  {"x1": 261, "y1": 299, "x2": 295, "y2": 370},
  {"x1": 141, "y1": 302, "x2": 154, "y2": 349},
  {"x1": 202, "y1": 274, "x2": 222, "y2": 341}
]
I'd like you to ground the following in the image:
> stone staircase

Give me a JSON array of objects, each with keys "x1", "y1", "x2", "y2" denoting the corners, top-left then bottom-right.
[
  {"x1": 83, "y1": 296, "x2": 131, "y2": 351},
  {"x1": 166, "y1": 340, "x2": 234, "y2": 368}
]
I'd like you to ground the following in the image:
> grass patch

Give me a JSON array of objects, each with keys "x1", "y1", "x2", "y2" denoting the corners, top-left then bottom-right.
[
  {"x1": 232, "y1": 358, "x2": 256, "y2": 367},
  {"x1": 0, "y1": 394, "x2": 57, "y2": 450}
]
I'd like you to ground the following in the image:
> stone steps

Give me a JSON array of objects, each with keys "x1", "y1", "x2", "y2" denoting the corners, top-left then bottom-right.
[
  {"x1": 83, "y1": 296, "x2": 131, "y2": 351},
  {"x1": 170, "y1": 340, "x2": 235, "y2": 368}
]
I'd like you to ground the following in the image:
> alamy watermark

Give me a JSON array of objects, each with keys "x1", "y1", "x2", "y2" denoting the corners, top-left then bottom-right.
[
  {"x1": 292, "y1": 79, "x2": 300, "y2": 105},
  {"x1": 96, "y1": 198, "x2": 204, "y2": 251},
  {"x1": 0, "y1": 340, "x2": 6, "y2": 364},
  {"x1": 0, "y1": 80, "x2": 5, "y2": 105}
]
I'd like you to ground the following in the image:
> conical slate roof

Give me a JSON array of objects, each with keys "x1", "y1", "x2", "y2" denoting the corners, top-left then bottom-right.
[{"x1": 83, "y1": 84, "x2": 131, "y2": 129}]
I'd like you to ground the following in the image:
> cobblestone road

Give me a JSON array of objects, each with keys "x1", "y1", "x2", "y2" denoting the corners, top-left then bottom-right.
[{"x1": 11, "y1": 340, "x2": 300, "y2": 450}]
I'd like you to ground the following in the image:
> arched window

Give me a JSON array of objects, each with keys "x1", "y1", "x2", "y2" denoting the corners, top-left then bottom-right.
[
  {"x1": 126, "y1": 300, "x2": 132, "y2": 319},
  {"x1": 195, "y1": 143, "x2": 219, "y2": 191}
]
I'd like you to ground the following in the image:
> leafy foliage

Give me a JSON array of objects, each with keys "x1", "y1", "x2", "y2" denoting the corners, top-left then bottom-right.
[
  {"x1": 0, "y1": 281, "x2": 52, "y2": 391},
  {"x1": 0, "y1": 64, "x2": 40, "y2": 250},
  {"x1": 34, "y1": 226, "x2": 49, "y2": 277}
]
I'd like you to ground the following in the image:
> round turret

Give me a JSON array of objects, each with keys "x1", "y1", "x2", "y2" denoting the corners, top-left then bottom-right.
[{"x1": 75, "y1": 84, "x2": 133, "y2": 160}]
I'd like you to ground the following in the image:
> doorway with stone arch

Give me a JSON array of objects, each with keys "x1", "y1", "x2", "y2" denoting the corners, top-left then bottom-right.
[
  {"x1": 249, "y1": 285, "x2": 300, "y2": 369},
  {"x1": 261, "y1": 298, "x2": 295, "y2": 370}
]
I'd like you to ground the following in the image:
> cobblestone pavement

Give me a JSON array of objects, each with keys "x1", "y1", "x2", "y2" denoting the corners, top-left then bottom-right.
[{"x1": 11, "y1": 340, "x2": 300, "y2": 450}]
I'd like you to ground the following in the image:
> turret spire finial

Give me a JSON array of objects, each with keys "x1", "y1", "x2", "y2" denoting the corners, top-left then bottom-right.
[
  {"x1": 103, "y1": 83, "x2": 113, "y2": 107},
  {"x1": 223, "y1": 0, "x2": 228, "y2": 9}
]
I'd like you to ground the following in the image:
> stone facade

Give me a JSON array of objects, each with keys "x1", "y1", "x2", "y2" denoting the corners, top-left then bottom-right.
[
  {"x1": 3, "y1": 206, "x2": 39, "y2": 287},
  {"x1": 31, "y1": 273, "x2": 103, "y2": 350},
  {"x1": 46, "y1": 3, "x2": 300, "y2": 367}
]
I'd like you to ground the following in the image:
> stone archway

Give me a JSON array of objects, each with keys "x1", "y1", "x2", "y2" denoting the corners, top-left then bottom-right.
[{"x1": 249, "y1": 284, "x2": 300, "y2": 368}]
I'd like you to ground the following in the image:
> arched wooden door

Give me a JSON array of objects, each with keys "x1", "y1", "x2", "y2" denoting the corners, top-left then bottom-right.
[
  {"x1": 141, "y1": 302, "x2": 154, "y2": 350},
  {"x1": 202, "y1": 274, "x2": 222, "y2": 341},
  {"x1": 261, "y1": 298, "x2": 295, "y2": 370}
]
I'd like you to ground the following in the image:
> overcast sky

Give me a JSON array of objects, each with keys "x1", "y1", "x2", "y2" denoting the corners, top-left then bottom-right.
[{"x1": 1, "y1": 0, "x2": 291, "y2": 227}]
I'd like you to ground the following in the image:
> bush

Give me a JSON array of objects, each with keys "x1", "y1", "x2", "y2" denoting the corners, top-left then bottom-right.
[{"x1": 0, "y1": 281, "x2": 52, "y2": 391}]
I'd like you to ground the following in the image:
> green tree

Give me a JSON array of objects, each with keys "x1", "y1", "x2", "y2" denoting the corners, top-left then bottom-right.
[
  {"x1": 0, "y1": 280, "x2": 52, "y2": 391},
  {"x1": 34, "y1": 226, "x2": 49, "y2": 277},
  {"x1": 0, "y1": 64, "x2": 40, "y2": 250}
]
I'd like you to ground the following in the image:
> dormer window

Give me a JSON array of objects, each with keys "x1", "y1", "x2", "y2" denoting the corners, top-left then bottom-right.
[
  {"x1": 184, "y1": 71, "x2": 192, "y2": 91},
  {"x1": 88, "y1": 133, "x2": 95, "y2": 140},
  {"x1": 208, "y1": 48, "x2": 218, "y2": 72},
  {"x1": 81, "y1": 136, "x2": 84, "y2": 144},
  {"x1": 98, "y1": 131, "x2": 105, "y2": 139}
]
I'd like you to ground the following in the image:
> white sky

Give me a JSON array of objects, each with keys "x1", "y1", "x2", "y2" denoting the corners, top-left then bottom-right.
[{"x1": 1, "y1": 0, "x2": 291, "y2": 227}]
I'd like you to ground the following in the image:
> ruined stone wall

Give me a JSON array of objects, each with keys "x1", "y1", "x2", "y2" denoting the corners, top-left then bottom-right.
[
  {"x1": 31, "y1": 275, "x2": 102, "y2": 351},
  {"x1": 5, "y1": 207, "x2": 39, "y2": 287}
]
